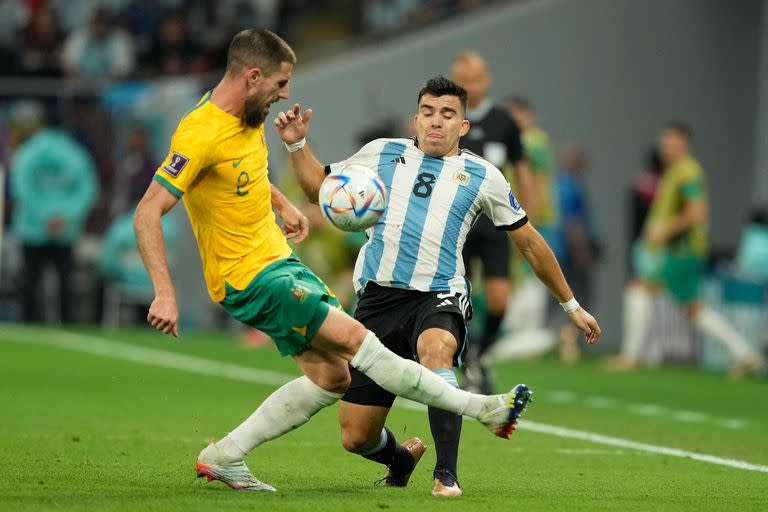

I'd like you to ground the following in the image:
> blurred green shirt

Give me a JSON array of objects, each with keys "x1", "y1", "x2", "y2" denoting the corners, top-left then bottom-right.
[
  {"x1": 522, "y1": 127, "x2": 557, "y2": 227},
  {"x1": 646, "y1": 155, "x2": 707, "y2": 256}
]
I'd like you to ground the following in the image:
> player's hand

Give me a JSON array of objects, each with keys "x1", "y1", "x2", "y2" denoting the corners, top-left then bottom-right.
[
  {"x1": 274, "y1": 103, "x2": 313, "y2": 144},
  {"x1": 278, "y1": 202, "x2": 309, "y2": 244},
  {"x1": 568, "y1": 307, "x2": 601, "y2": 344},
  {"x1": 147, "y1": 295, "x2": 179, "y2": 337}
]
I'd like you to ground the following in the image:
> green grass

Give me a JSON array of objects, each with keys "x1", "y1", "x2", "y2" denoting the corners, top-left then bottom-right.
[{"x1": 0, "y1": 325, "x2": 766, "y2": 511}]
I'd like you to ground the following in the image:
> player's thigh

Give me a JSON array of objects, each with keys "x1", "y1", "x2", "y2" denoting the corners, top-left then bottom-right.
[
  {"x1": 413, "y1": 293, "x2": 468, "y2": 369},
  {"x1": 293, "y1": 346, "x2": 351, "y2": 394},
  {"x1": 311, "y1": 306, "x2": 369, "y2": 361}
]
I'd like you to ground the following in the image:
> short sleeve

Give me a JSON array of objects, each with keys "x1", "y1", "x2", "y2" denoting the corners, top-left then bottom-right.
[
  {"x1": 327, "y1": 139, "x2": 389, "y2": 175},
  {"x1": 480, "y1": 164, "x2": 528, "y2": 230},
  {"x1": 153, "y1": 122, "x2": 211, "y2": 198}
]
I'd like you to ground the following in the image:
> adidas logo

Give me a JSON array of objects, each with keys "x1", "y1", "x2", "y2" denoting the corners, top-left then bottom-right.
[
  {"x1": 437, "y1": 299, "x2": 452, "y2": 307},
  {"x1": 390, "y1": 156, "x2": 406, "y2": 164}
]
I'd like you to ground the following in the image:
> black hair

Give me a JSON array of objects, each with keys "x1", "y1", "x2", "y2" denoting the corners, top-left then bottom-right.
[
  {"x1": 226, "y1": 28, "x2": 296, "y2": 76},
  {"x1": 417, "y1": 75, "x2": 468, "y2": 112}
]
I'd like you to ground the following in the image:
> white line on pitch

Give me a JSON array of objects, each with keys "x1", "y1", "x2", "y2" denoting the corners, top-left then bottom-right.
[
  {"x1": 2, "y1": 326, "x2": 767, "y2": 474},
  {"x1": 544, "y1": 389, "x2": 748, "y2": 430}
]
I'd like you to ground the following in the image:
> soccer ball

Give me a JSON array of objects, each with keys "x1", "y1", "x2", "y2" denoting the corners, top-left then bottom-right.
[{"x1": 318, "y1": 164, "x2": 387, "y2": 232}]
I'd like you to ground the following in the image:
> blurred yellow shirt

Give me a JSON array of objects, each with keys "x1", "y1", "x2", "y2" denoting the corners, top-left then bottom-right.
[{"x1": 153, "y1": 91, "x2": 291, "y2": 302}]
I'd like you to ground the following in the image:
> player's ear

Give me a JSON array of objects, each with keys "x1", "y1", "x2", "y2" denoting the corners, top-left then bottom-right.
[
  {"x1": 459, "y1": 119, "x2": 470, "y2": 137},
  {"x1": 246, "y1": 68, "x2": 262, "y2": 86}
]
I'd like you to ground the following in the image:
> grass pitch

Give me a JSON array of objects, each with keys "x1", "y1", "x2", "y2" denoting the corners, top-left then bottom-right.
[{"x1": 0, "y1": 325, "x2": 765, "y2": 511}]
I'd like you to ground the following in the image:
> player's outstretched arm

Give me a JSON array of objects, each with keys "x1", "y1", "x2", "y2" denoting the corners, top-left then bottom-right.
[
  {"x1": 270, "y1": 183, "x2": 309, "y2": 243},
  {"x1": 508, "y1": 222, "x2": 601, "y2": 344},
  {"x1": 133, "y1": 181, "x2": 180, "y2": 337},
  {"x1": 274, "y1": 103, "x2": 326, "y2": 203}
]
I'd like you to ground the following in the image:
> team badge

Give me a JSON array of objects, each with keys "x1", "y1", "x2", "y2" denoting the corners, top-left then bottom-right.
[
  {"x1": 291, "y1": 286, "x2": 308, "y2": 303},
  {"x1": 509, "y1": 190, "x2": 521, "y2": 211},
  {"x1": 163, "y1": 152, "x2": 189, "y2": 177},
  {"x1": 453, "y1": 170, "x2": 470, "y2": 186}
]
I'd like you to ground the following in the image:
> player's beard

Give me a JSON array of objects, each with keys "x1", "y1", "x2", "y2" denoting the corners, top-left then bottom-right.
[{"x1": 244, "y1": 96, "x2": 269, "y2": 128}]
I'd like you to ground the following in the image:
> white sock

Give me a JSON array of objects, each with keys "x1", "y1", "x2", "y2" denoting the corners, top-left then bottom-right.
[
  {"x1": 350, "y1": 331, "x2": 487, "y2": 418},
  {"x1": 621, "y1": 286, "x2": 653, "y2": 360},
  {"x1": 217, "y1": 376, "x2": 341, "y2": 461},
  {"x1": 694, "y1": 307, "x2": 757, "y2": 362}
]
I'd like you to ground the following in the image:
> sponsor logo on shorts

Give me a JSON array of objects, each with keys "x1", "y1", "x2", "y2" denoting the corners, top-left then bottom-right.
[{"x1": 163, "y1": 152, "x2": 189, "y2": 177}]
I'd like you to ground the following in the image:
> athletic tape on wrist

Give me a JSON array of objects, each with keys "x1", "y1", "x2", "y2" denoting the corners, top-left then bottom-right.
[
  {"x1": 560, "y1": 298, "x2": 580, "y2": 313},
  {"x1": 284, "y1": 138, "x2": 306, "y2": 152}
]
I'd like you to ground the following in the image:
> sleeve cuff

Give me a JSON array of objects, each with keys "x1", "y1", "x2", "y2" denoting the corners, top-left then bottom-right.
[
  {"x1": 153, "y1": 173, "x2": 183, "y2": 198},
  {"x1": 496, "y1": 216, "x2": 529, "y2": 231}
]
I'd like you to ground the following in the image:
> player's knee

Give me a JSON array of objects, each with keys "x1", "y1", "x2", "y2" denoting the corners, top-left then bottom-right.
[
  {"x1": 315, "y1": 367, "x2": 351, "y2": 394},
  {"x1": 340, "y1": 427, "x2": 375, "y2": 454},
  {"x1": 417, "y1": 330, "x2": 457, "y2": 370}
]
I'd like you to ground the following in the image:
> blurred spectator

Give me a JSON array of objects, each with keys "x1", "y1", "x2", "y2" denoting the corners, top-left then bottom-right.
[
  {"x1": 555, "y1": 144, "x2": 601, "y2": 362},
  {"x1": 141, "y1": 10, "x2": 206, "y2": 77},
  {"x1": 0, "y1": 0, "x2": 29, "y2": 75},
  {"x1": 9, "y1": 101, "x2": 97, "y2": 323},
  {"x1": 61, "y1": 7, "x2": 135, "y2": 80},
  {"x1": 507, "y1": 96, "x2": 562, "y2": 257},
  {"x1": 610, "y1": 122, "x2": 764, "y2": 377},
  {"x1": 111, "y1": 126, "x2": 155, "y2": 217},
  {"x1": 18, "y1": 5, "x2": 64, "y2": 77},
  {"x1": 736, "y1": 208, "x2": 768, "y2": 283}
]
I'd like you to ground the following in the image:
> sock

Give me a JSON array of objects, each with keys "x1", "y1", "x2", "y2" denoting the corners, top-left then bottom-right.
[
  {"x1": 478, "y1": 312, "x2": 504, "y2": 356},
  {"x1": 694, "y1": 307, "x2": 757, "y2": 362},
  {"x1": 217, "y1": 376, "x2": 341, "y2": 461},
  {"x1": 362, "y1": 427, "x2": 413, "y2": 474},
  {"x1": 428, "y1": 369, "x2": 462, "y2": 479},
  {"x1": 621, "y1": 286, "x2": 653, "y2": 360},
  {"x1": 350, "y1": 331, "x2": 487, "y2": 418}
]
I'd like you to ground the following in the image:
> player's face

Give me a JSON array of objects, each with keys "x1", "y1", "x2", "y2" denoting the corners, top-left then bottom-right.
[
  {"x1": 244, "y1": 61, "x2": 292, "y2": 127},
  {"x1": 451, "y1": 59, "x2": 490, "y2": 109},
  {"x1": 658, "y1": 129, "x2": 689, "y2": 164},
  {"x1": 414, "y1": 94, "x2": 470, "y2": 157}
]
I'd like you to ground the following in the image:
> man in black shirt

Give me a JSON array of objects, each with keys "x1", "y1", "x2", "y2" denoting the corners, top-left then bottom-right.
[{"x1": 451, "y1": 52, "x2": 536, "y2": 394}]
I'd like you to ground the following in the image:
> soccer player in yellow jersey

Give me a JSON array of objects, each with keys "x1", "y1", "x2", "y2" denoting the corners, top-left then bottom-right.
[
  {"x1": 135, "y1": 29, "x2": 596, "y2": 493},
  {"x1": 611, "y1": 123, "x2": 763, "y2": 377}
]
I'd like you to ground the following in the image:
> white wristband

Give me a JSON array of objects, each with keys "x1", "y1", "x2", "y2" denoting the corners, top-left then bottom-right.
[
  {"x1": 284, "y1": 138, "x2": 306, "y2": 152},
  {"x1": 560, "y1": 298, "x2": 580, "y2": 313}
]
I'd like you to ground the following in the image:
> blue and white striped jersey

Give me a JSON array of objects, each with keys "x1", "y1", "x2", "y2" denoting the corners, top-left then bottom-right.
[{"x1": 329, "y1": 137, "x2": 528, "y2": 296}]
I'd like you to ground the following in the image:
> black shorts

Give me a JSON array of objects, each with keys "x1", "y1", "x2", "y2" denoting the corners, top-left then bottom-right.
[
  {"x1": 462, "y1": 215, "x2": 511, "y2": 279},
  {"x1": 341, "y1": 282, "x2": 472, "y2": 408}
]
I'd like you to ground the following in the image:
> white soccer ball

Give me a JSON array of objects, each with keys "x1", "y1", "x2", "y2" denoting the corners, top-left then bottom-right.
[{"x1": 318, "y1": 164, "x2": 387, "y2": 232}]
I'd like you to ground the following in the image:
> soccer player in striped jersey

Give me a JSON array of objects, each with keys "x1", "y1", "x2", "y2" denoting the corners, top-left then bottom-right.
[
  {"x1": 135, "y1": 31, "x2": 565, "y2": 494},
  {"x1": 274, "y1": 76, "x2": 601, "y2": 497}
]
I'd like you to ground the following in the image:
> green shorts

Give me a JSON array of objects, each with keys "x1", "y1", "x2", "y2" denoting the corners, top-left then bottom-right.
[
  {"x1": 633, "y1": 241, "x2": 704, "y2": 305},
  {"x1": 221, "y1": 255, "x2": 342, "y2": 357}
]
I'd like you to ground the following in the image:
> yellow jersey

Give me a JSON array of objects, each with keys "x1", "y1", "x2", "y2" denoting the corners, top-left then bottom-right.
[{"x1": 153, "y1": 91, "x2": 292, "y2": 302}]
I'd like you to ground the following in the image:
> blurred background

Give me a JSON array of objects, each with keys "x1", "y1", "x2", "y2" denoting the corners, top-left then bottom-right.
[{"x1": 1, "y1": 0, "x2": 767, "y2": 377}]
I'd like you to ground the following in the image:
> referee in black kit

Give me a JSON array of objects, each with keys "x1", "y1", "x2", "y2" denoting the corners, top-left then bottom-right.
[{"x1": 451, "y1": 51, "x2": 537, "y2": 393}]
